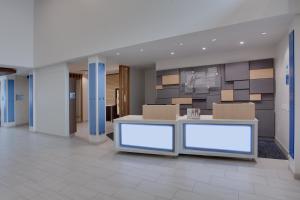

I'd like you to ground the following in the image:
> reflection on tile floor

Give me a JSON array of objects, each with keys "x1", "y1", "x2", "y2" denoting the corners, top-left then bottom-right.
[
  {"x1": 0, "y1": 126, "x2": 299, "y2": 200},
  {"x1": 75, "y1": 122, "x2": 113, "y2": 142}
]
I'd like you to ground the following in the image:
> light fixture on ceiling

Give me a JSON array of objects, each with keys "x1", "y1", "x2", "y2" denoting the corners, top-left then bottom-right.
[
  {"x1": 170, "y1": 51, "x2": 175, "y2": 55},
  {"x1": 211, "y1": 38, "x2": 217, "y2": 42},
  {"x1": 116, "y1": 52, "x2": 120, "y2": 56},
  {"x1": 202, "y1": 47, "x2": 206, "y2": 50},
  {"x1": 178, "y1": 42, "x2": 183, "y2": 46},
  {"x1": 239, "y1": 41, "x2": 245, "y2": 45},
  {"x1": 140, "y1": 48, "x2": 144, "y2": 52},
  {"x1": 261, "y1": 32, "x2": 267, "y2": 35}
]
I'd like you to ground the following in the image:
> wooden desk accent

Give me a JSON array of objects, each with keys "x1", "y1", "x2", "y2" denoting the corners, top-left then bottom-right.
[
  {"x1": 143, "y1": 105, "x2": 179, "y2": 120},
  {"x1": 213, "y1": 103, "x2": 255, "y2": 120}
]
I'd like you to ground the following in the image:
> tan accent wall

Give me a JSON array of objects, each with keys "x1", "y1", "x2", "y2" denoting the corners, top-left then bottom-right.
[
  {"x1": 106, "y1": 73, "x2": 119, "y2": 105},
  {"x1": 221, "y1": 90, "x2": 234, "y2": 101},
  {"x1": 250, "y1": 68, "x2": 274, "y2": 79},
  {"x1": 213, "y1": 103, "x2": 255, "y2": 120},
  {"x1": 250, "y1": 94, "x2": 262, "y2": 101},
  {"x1": 156, "y1": 85, "x2": 163, "y2": 90},
  {"x1": 162, "y1": 74, "x2": 180, "y2": 85},
  {"x1": 171, "y1": 98, "x2": 192, "y2": 105}
]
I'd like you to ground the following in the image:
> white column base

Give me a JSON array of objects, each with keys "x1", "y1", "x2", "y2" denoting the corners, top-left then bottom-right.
[
  {"x1": 2, "y1": 122, "x2": 16, "y2": 127},
  {"x1": 89, "y1": 134, "x2": 108, "y2": 144}
]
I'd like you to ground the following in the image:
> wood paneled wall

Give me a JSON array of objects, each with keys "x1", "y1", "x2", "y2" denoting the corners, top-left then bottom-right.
[{"x1": 106, "y1": 73, "x2": 119, "y2": 105}]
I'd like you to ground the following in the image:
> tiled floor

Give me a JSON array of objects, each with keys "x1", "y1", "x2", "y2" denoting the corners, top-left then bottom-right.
[
  {"x1": 0, "y1": 126, "x2": 299, "y2": 200},
  {"x1": 74, "y1": 122, "x2": 113, "y2": 142}
]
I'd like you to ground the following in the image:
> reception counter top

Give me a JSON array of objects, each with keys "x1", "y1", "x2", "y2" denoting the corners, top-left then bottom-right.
[{"x1": 114, "y1": 115, "x2": 258, "y2": 159}]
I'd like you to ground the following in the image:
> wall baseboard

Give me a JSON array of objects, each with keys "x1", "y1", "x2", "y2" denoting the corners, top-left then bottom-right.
[{"x1": 274, "y1": 138, "x2": 289, "y2": 158}]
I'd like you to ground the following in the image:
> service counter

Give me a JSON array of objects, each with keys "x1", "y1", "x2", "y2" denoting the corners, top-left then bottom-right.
[{"x1": 113, "y1": 114, "x2": 258, "y2": 159}]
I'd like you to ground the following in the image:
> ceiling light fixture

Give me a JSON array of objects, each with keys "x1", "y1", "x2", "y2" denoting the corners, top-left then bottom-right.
[
  {"x1": 178, "y1": 42, "x2": 183, "y2": 46},
  {"x1": 170, "y1": 51, "x2": 175, "y2": 55},
  {"x1": 211, "y1": 38, "x2": 217, "y2": 42},
  {"x1": 202, "y1": 47, "x2": 206, "y2": 50},
  {"x1": 239, "y1": 41, "x2": 245, "y2": 45},
  {"x1": 140, "y1": 48, "x2": 144, "y2": 52},
  {"x1": 116, "y1": 52, "x2": 120, "y2": 56},
  {"x1": 261, "y1": 32, "x2": 267, "y2": 35}
]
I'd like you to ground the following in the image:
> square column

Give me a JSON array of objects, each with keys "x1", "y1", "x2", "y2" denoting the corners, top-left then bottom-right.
[
  {"x1": 88, "y1": 56, "x2": 107, "y2": 144},
  {"x1": 0, "y1": 77, "x2": 15, "y2": 127}
]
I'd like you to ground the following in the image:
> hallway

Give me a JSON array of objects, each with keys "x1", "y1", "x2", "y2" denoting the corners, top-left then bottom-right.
[{"x1": 0, "y1": 126, "x2": 299, "y2": 200}]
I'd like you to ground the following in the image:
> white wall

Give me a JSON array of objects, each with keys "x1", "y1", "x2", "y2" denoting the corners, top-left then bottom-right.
[
  {"x1": 144, "y1": 66, "x2": 156, "y2": 104},
  {"x1": 275, "y1": 34, "x2": 290, "y2": 153},
  {"x1": 33, "y1": 0, "x2": 296, "y2": 67},
  {"x1": 130, "y1": 67, "x2": 145, "y2": 115},
  {"x1": 156, "y1": 46, "x2": 275, "y2": 70},
  {"x1": 34, "y1": 63, "x2": 69, "y2": 136},
  {"x1": 0, "y1": 0, "x2": 34, "y2": 67},
  {"x1": 82, "y1": 75, "x2": 88, "y2": 122},
  {"x1": 15, "y1": 75, "x2": 29, "y2": 125}
]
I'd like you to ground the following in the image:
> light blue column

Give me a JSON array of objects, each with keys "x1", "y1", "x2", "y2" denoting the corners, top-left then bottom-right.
[
  {"x1": 28, "y1": 74, "x2": 34, "y2": 128},
  {"x1": 88, "y1": 57, "x2": 106, "y2": 142}
]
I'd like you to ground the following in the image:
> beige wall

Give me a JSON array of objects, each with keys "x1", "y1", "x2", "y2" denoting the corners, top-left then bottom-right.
[{"x1": 106, "y1": 73, "x2": 119, "y2": 105}]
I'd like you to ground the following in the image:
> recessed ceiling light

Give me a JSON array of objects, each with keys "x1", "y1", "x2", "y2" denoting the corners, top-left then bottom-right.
[
  {"x1": 178, "y1": 42, "x2": 184, "y2": 46},
  {"x1": 239, "y1": 41, "x2": 245, "y2": 45},
  {"x1": 140, "y1": 48, "x2": 144, "y2": 52},
  {"x1": 261, "y1": 32, "x2": 267, "y2": 35},
  {"x1": 202, "y1": 47, "x2": 206, "y2": 50},
  {"x1": 211, "y1": 38, "x2": 217, "y2": 42},
  {"x1": 170, "y1": 51, "x2": 175, "y2": 55},
  {"x1": 116, "y1": 52, "x2": 120, "y2": 56}
]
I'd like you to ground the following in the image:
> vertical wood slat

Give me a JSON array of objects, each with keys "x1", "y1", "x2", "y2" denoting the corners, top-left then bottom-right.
[{"x1": 119, "y1": 65, "x2": 130, "y2": 116}]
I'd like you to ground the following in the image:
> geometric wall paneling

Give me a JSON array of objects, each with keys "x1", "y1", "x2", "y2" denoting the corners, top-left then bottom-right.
[
  {"x1": 194, "y1": 87, "x2": 209, "y2": 94},
  {"x1": 250, "y1": 94, "x2": 262, "y2": 101},
  {"x1": 206, "y1": 95, "x2": 221, "y2": 109},
  {"x1": 200, "y1": 109, "x2": 213, "y2": 115},
  {"x1": 250, "y1": 78, "x2": 274, "y2": 93},
  {"x1": 162, "y1": 74, "x2": 180, "y2": 85},
  {"x1": 256, "y1": 110, "x2": 275, "y2": 137},
  {"x1": 221, "y1": 90, "x2": 234, "y2": 101},
  {"x1": 156, "y1": 74, "x2": 162, "y2": 85},
  {"x1": 234, "y1": 89, "x2": 250, "y2": 101},
  {"x1": 234, "y1": 80, "x2": 249, "y2": 89},
  {"x1": 157, "y1": 87, "x2": 179, "y2": 99},
  {"x1": 192, "y1": 93, "x2": 208, "y2": 99},
  {"x1": 220, "y1": 64, "x2": 234, "y2": 90},
  {"x1": 156, "y1": 98, "x2": 172, "y2": 105},
  {"x1": 261, "y1": 93, "x2": 274, "y2": 100},
  {"x1": 250, "y1": 68, "x2": 274, "y2": 79},
  {"x1": 249, "y1": 58, "x2": 274, "y2": 69},
  {"x1": 255, "y1": 100, "x2": 274, "y2": 110},
  {"x1": 225, "y1": 62, "x2": 249, "y2": 81},
  {"x1": 192, "y1": 99, "x2": 207, "y2": 109},
  {"x1": 156, "y1": 85, "x2": 163, "y2": 90},
  {"x1": 171, "y1": 97, "x2": 192, "y2": 105}
]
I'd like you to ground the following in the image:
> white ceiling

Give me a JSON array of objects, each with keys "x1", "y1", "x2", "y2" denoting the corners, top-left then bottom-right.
[{"x1": 68, "y1": 14, "x2": 292, "y2": 72}]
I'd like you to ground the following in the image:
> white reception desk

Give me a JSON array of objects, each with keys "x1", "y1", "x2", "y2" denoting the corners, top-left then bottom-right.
[{"x1": 114, "y1": 115, "x2": 258, "y2": 159}]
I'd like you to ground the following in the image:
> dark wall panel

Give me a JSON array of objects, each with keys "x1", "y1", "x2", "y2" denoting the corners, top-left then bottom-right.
[
  {"x1": 225, "y1": 62, "x2": 249, "y2": 81},
  {"x1": 234, "y1": 80, "x2": 249, "y2": 89},
  {"x1": 250, "y1": 59, "x2": 273, "y2": 69},
  {"x1": 234, "y1": 90, "x2": 249, "y2": 101},
  {"x1": 256, "y1": 110, "x2": 275, "y2": 137},
  {"x1": 156, "y1": 98, "x2": 171, "y2": 104},
  {"x1": 255, "y1": 100, "x2": 274, "y2": 110},
  {"x1": 157, "y1": 88, "x2": 179, "y2": 98},
  {"x1": 250, "y1": 79, "x2": 274, "y2": 93},
  {"x1": 206, "y1": 95, "x2": 221, "y2": 109}
]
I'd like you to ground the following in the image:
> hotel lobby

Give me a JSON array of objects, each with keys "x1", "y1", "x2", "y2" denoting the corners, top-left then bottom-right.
[{"x1": 1, "y1": 0, "x2": 300, "y2": 200}]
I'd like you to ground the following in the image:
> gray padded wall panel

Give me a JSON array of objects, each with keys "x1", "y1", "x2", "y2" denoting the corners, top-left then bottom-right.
[
  {"x1": 157, "y1": 88, "x2": 179, "y2": 98},
  {"x1": 250, "y1": 79, "x2": 274, "y2": 93},
  {"x1": 255, "y1": 101, "x2": 274, "y2": 110},
  {"x1": 192, "y1": 100, "x2": 207, "y2": 109},
  {"x1": 156, "y1": 98, "x2": 171, "y2": 104},
  {"x1": 250, "y1": 59, "x2": 273, "y2": 69},
  {"x1": 206, "y1": 95, "x2": 221, "y2": 109},
  {"x1": 256, "y1": 110, "x2": 275, "y2": 137},
  {"x1": 262, "y1": 93, "x2": 274, "y2": 100},
  {"x1": 234, "y1": 90, "x2": 249, "y2": 101},
  {"x1": 234, "y1": 80, "x2": 249, "y2": 89},
  {"x1": 225, "y1": 62, "x2": 249, "y2": 81}
]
